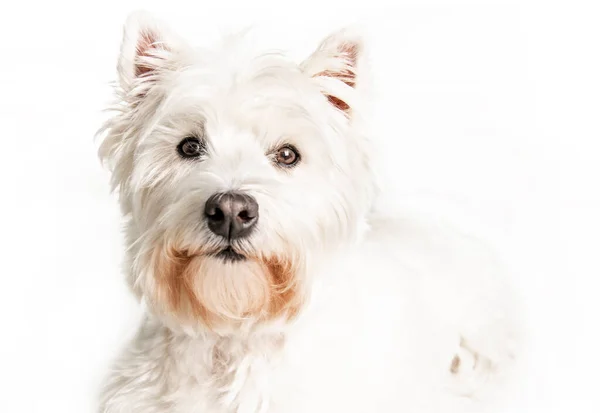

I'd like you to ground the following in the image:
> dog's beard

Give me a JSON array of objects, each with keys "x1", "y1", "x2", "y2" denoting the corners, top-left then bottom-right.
[{"x1": 147, "y1": 244, "x2": 301, "y2": 329}]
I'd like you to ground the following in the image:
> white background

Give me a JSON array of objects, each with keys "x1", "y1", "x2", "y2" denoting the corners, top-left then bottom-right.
[{"x1": 1, "y1": 0, "x2": 599, "y2": 412}]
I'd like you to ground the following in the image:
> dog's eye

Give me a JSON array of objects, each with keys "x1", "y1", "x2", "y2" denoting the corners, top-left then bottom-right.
[
  {"x1": 275, "y1": 146, "x2": 300, "y2": 167},
  {"x1": 177, "y1": 137, "x2": 205, "y2": 159}
]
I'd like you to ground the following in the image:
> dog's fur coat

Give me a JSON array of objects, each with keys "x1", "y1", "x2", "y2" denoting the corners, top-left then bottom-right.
[{"x1": 97, "y1": 11, "x2": 521, "y2": 413}]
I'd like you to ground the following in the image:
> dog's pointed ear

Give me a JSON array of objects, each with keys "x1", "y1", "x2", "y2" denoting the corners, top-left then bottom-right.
[
  {"x1": 117, "y1": 11, "x2": 188, "y2": 96},
  {"x1": 302, "y1": 27, "x2": 366, "y2": 116}
]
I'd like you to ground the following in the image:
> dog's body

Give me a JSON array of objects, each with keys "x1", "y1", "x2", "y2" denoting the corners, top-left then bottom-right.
[{"x1": 98, "y1": 12, "x2": 520, "y2": 413}]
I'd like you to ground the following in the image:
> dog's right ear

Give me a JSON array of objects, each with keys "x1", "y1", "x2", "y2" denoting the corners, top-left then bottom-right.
[{"x1": 117, "y1": 11, "x2": 188, "y2": 98}]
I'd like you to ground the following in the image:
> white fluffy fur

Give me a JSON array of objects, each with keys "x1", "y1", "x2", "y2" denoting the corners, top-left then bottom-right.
[{"x1": 97, "y1": 11, "x2": 522, "y2": 413}]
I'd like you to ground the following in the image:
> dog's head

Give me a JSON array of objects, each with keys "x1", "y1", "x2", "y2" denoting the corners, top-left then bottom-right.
[{"x1": 99, "y1": 12, "x2": 376, "y2": 333}]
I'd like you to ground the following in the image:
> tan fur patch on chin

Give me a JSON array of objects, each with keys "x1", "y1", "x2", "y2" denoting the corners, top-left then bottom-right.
[
  {"x1": 151, "y1": 247, "x2": 302, "y2": 328},
  {"x1": 264, "y1": 258, "x2": 302, "y2": 319}
]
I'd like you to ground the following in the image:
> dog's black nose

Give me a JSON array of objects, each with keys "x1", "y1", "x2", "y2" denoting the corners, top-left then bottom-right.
[{"x1": 204, "y1": 192, "x2": 259, "y2": 240}]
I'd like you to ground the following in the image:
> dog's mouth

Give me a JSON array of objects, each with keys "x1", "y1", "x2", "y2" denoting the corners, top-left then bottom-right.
[{"x1": 214, "y1": 246, "x2": 246, "y2": 262}]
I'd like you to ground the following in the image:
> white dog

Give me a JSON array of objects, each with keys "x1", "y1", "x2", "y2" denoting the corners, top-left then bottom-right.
[{"x1": 97, "y1": 11, "x2": 521, "y2": 413}]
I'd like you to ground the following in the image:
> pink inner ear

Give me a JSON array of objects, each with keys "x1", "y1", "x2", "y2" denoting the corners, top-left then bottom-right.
[
  {"x1": 336, "y1": 42, "x2": 358, "y2": 86},
  {"x1": 135, "y1": 30, "x2": 163, "y2": 78},
  {"x1": 318, "y1": 42, "x2": 359, "y2": 113},
  {"x1": 327, "y1": 95, "x2": 351, "y2": 113}
]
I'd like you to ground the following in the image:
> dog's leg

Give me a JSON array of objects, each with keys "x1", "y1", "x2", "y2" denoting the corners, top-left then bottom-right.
[
  {"x1": 442, "y1": 270, "x2": 522, "y2": 402},
  {"x1": 99, "y1": 317, "x2": 175, "y2": 413}
]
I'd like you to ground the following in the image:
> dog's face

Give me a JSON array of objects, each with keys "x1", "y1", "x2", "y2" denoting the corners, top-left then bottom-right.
[{"x1": 99, "y1": 12, "x2": 375, "y2": 333}]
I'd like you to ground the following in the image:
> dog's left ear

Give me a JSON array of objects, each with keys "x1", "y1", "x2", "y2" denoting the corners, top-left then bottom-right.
[{"x1": 302, "y1": 28, "x2": 366, "y2": 116}]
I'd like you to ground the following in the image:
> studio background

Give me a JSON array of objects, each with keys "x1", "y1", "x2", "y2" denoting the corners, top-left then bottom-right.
[{"x1": 1, "y1": 1, "x2": 598, "y2": 412}]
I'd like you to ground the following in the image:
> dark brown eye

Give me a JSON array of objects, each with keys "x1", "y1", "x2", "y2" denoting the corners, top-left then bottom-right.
[
  {"x1": 275, "y1": 145, "x2": 300, "y2": 167},
  {"x1": 177, "y1": 137, "x2": 205, "y2": 159}
]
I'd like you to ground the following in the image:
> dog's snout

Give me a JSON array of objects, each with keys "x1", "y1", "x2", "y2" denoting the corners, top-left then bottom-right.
[{"x1": 204, "y1": 192, "x2": 259, "y2": 240}]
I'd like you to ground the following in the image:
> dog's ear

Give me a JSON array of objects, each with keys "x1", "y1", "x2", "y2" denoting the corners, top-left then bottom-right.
[
  {"x1": 117, "y1": 11, "x2": 188, "y2": 97},
  {"x1": 302, "y1": 28, "x2": 366, "y2": 116}
]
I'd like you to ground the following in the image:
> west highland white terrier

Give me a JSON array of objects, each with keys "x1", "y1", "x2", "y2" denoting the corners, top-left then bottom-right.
[{"x1": 97, "y1": 11, "x2": 521, "y2": 413}]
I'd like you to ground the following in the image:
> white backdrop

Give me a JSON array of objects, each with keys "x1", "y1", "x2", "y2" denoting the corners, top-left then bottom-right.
[{"x1": 1, "y1": 0, "x2": 598, "y2": 412}]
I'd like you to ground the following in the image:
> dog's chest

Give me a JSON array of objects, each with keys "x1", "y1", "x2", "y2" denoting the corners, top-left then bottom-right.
[{"x1": 172, "y1": 334, "x2": 287, "y2": 413}]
